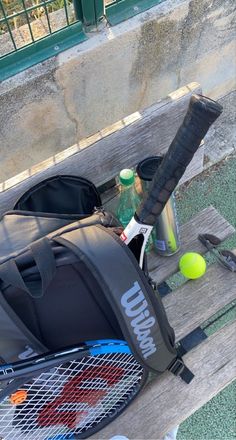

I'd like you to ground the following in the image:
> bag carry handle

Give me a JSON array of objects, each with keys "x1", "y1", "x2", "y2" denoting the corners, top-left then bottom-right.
[{"x1": 0, "y1": 238, "x2": 56, "y2": 298}]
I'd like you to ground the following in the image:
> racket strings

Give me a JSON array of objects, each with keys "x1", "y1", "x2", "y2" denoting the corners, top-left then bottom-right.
[{"x1": 0, "y1": 352, "x2": 143, "y2": 440}]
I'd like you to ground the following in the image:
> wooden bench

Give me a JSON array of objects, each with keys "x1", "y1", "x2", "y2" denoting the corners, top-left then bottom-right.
[
  {"x1": 92, "y1": 206, "x2": 235, "y2": 439},
  {"x1": 0, "y1": 82, "x2": 235, "y2": 439}
]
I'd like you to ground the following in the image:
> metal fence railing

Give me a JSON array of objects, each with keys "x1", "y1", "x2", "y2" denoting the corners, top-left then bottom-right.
[
  {"x1": 105, "y1": 0, "x2": 163, "y2": 25},
  {"x1": 0, "y1": 0, "x2": 162, "y2": 80},
  {"x1": 0, "y1": 0, "x2": 87, "y2": 80},
  {"x1": 0, "y1": 0, "x2": 79, "y2": 57}
]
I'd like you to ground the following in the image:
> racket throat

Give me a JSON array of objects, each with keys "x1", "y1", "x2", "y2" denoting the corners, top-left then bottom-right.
[{"x1": 120, "y1": 217, "x2": 153, "y2": 267}]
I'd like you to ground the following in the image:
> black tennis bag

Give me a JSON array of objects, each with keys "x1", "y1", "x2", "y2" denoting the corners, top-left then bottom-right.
[{"x1": 0, "y1": 175, "x2": 193, "y2": 383}]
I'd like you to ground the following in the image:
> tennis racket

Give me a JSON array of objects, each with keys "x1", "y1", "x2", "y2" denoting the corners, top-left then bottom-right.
[
  {"x1": 0, "y1": 339, "x2": 147, "y2": 440},
  {"x1": 120, "y1": 94, "x2": 223, "y2": 266}
]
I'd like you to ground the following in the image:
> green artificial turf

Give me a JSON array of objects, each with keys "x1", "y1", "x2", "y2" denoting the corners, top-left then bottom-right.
[
  {"x1": 177, "y1": 382, "x2": 236, "y2": 440},
  {"x1": 175, "y1": 153, "x2": 236, "y2": 440}
]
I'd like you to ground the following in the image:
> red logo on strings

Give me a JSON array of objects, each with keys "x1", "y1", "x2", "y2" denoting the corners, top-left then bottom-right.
[{"x1": 38, "y1": 365, "x2": 124, "y2": 429}]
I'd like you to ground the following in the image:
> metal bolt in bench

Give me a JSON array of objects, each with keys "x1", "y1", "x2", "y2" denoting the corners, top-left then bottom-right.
[{"x1": 0, "y1": 82, "x2": 235, "y2": 439}]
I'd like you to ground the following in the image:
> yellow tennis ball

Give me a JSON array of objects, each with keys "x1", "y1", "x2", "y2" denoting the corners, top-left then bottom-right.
[{"x1": 179, "y1": 252, "x2": 206, "y2": 279}]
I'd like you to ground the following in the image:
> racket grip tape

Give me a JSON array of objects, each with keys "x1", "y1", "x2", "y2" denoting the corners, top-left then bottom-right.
[{"x1": 136, "y1": 94, "x2": 223, "y2": 225}]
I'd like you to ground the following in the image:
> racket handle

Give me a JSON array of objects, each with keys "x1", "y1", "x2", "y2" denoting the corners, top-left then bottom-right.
[{"x1": 136, "y1": 95, "x2": 223, "y2": 225}]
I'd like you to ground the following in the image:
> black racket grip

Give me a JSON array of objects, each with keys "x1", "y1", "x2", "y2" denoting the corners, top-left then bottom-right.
[{"x1": 136, "y1": 94, "x2": 223, "y2": 225}]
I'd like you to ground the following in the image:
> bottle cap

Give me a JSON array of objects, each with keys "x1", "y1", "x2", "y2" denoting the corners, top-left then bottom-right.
[
  {"x1": 136, "y1": 156, "x2": 163, "y2": 181},
  {"x1": 119, "y1": 169, "x2": 135, "y2": 186}
]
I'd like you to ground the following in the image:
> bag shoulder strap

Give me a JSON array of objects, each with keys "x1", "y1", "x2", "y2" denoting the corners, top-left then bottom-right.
[
  {"x1": 54, "y1": 224, "x2": 193, "y2": 382},
  {"x1": 0, "y1": 289, "x2": 47, "y2": 363}
]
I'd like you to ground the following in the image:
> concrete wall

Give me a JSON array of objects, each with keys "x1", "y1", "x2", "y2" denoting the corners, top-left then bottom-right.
[{"x1": 0, "y1": 0, "x2": 235, "y2": 181}]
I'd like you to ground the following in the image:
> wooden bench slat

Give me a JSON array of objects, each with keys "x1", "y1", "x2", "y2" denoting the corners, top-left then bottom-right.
[
  {"x1": 178, "y1": 144, "x2": 204, "y2": 186},
  {"x1": 0, "y1": 83, "x2": 201, "y2": 217},
  {"x1": 163, "y1": 251, "x2": 236, "y2": 341},
  {"x1": 91, "y1": 320, "x2": 236, "y2": 439},
  {"x1": 148, "y1": 205, "x2": 235, "y2": 282}
]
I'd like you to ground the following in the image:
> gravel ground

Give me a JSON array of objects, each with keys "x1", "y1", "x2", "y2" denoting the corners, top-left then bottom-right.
[{"x1": 175, "y1": 153, "x2": 236, "y2": 440}]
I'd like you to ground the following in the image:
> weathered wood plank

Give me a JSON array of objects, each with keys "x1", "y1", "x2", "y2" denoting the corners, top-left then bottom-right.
[
  {"x1": 91, "y1": 321, "x2": 236, "y2": 439},
  {"x1": 163, "y1": 252, "x2": 236, "y2": 341},
  {"x1": 178, "y1": 142, "x2": 204, "y2": 186},
  {"x1": 0, "y1": 83, "x2": 201, "y2": 217},
  {"x1": 148, "y1": 205, "x2": 235, "y2": 280}
]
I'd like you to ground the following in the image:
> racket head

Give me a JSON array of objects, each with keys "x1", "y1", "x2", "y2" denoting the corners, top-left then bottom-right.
[{"x1": 0, "y1": 340, "x2": 147, "y2": 440}]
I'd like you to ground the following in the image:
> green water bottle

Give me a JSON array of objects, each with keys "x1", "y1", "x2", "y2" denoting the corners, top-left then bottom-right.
[{"x1": 117, "y1": 169, "x2": 140, "y2": 228}]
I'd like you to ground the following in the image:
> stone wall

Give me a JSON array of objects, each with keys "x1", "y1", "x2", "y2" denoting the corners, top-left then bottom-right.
[{"x1": 0, "y1": 0, "x2": 235, "y2": 181}]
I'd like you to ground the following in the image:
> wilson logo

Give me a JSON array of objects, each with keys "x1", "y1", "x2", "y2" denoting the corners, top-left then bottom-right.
[{"x1": 121, "y1": 282, "x2": 157, "y2": 359}]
